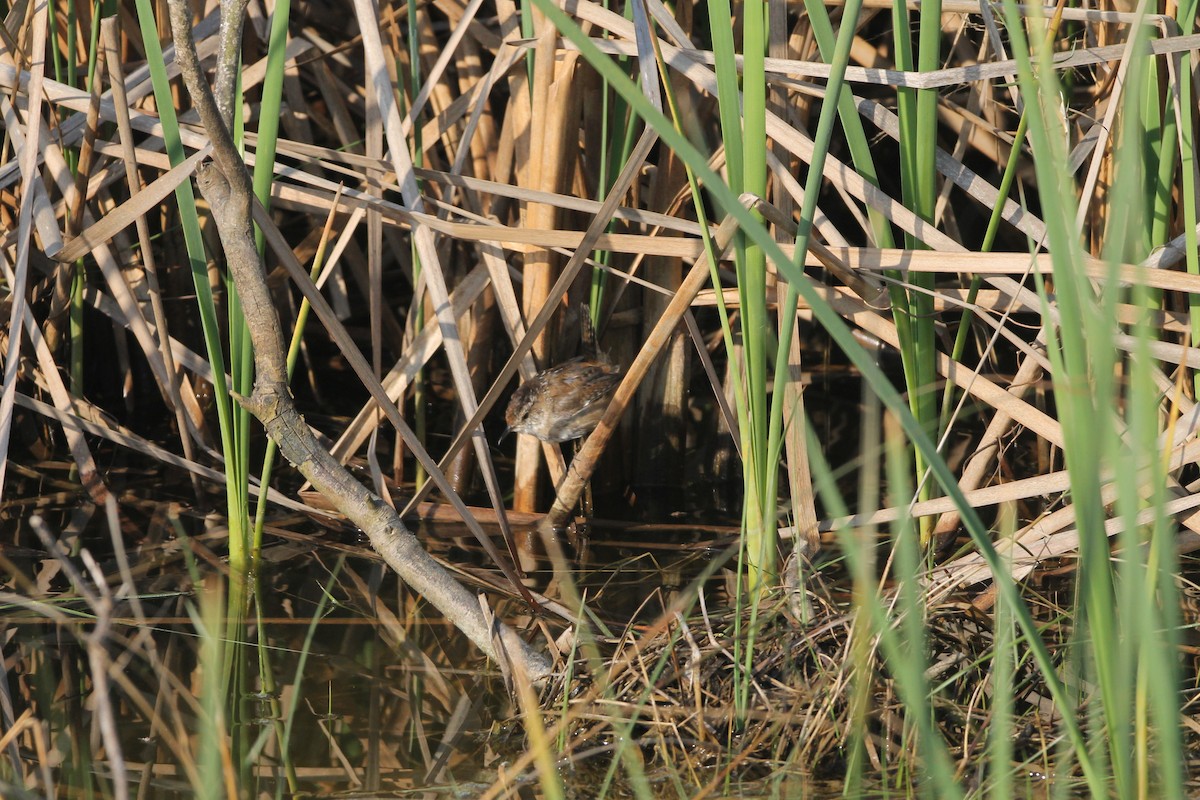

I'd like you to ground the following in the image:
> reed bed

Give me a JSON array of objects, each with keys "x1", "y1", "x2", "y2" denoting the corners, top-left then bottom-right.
[{"x1": 1, "y1": 0, "x2": 1200, "y2": 795}]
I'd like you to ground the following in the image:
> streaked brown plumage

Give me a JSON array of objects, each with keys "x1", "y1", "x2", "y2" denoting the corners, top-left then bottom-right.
[{"x1": 504, "y1": 357, "x2": 621, "y2": 442}]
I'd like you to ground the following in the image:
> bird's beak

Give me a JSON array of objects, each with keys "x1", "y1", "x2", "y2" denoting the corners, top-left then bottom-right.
[{"x1": 500, "y1": 425, "x2": 514, "y2": 443}]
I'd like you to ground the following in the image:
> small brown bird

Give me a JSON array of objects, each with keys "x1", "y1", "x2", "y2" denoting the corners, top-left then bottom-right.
[{"x1": 504, "y1": 357, "x2": 621, "y2": 442}]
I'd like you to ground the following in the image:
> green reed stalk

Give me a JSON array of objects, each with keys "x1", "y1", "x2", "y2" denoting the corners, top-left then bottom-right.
[
  {"x1": 45, "y1": 1, "x2": 80, "y2": 396},
  {"x1": 241, "y1": 9, "x2": 311, "y2": 785},
  {"x1": 843, "y1": 381, "x2": 881, "y2": 794},
  {"x1": 757, "y1": 0, "x2": 864, "y2": 721},
  {"x1": 1176, "y1": 1, "x2": 1200, "y2": 398},
  {"x1": 739, "y1": 0, "x2": 771, "y2": 588},
  {"x1": 1002, "y1": 0, "x2": 1188, "y2": 792},
  {"x1": 764, "y1": 0, "x2": 865, "y2": 580},
  {"x1": 588, "y1": 120, "x2": 639, "y2": 329},
  {"x1": 220, "y1": 52, "x2": 260, "y2": 792},
  {"x1": 801, "y1": 1, "x2": 894, "y2": 250},
  {"x1": 986, "y1": 504, "x2": 1017, "y2": 797},
  {"x1": 1099, "y1": 22, "x2": 1185, "y2": 794},
  {"x1": 71, "y1": 1, "x2": 97, "y2": 397},
  {"x1": 249, "y1": 0, "x2": 293, "y2": 565},
  {"x1": 1000, "y1": 0, "x2": 1117, "y2": 778},
  {"x1": 589, "y1": 3, "x2": 639, "y2": 322},
  {"x1": 251, "y1": 0, "x2": 291, "y2": 283},
  {"x1": 70, "y1": 23, "x2": 87, "y2": 398},
  {"x1": 884, "y1": 414, "x2": 957, "y2": 793},
  {"x1": 641, "y1": 22, "x2": 766, "y2": 731},
  {"x1": 1141, "y1": 48, "x2": 1175, "y2": 265},
  {"x1": 133, "y1": 1, "x2": 249, "y2": 564},
  {"x1": 63, "y1": 1, "x2": 110, "y2": 399},
  {"x1": 1122, "y1": 278, "x2": 1185, "y2": 797},
  {"x1": 406, "y1": 0, "x2": 428, "y2": 491},
  {"x1": 703, "y1": 0, "x2": 779, "y2": 593},
  {"x1": 889, "y1": 0, "x2": 942, "y2": 543},
  {"x1": 808, "y1": 0, "x2": 928, "y2": 548},
  {"x1": 1154, "y1": 1, "x2": 1198, "y2": 791},
  {"x1": 195, "y1": 583, "x2": 228, "y2": 800}
]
